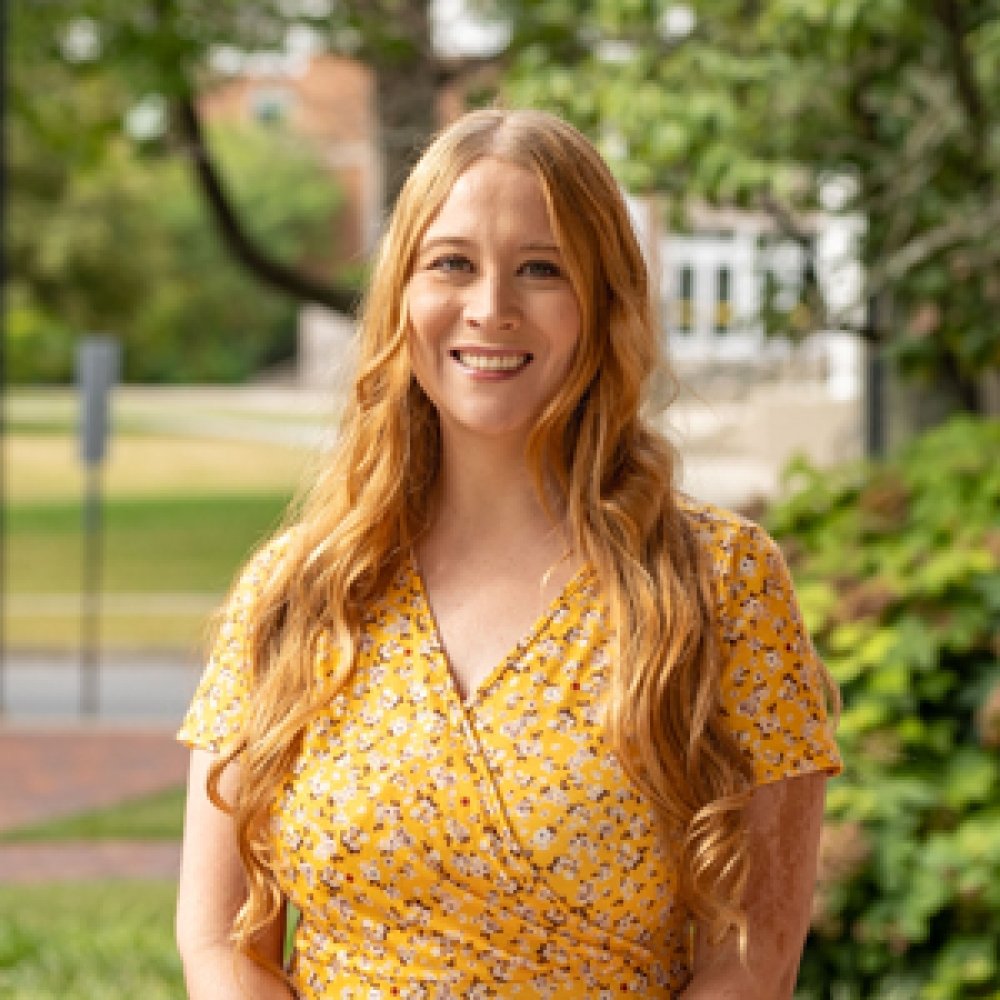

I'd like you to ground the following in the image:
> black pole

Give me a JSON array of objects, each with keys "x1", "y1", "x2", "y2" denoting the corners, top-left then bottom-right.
[
  {"x1": 865, "y1": 349, "x2": 887, "y2": 458},
  {"x1": 80, "y1": 465, "x2": 102, "y2": 716},
  {"x1": 0, "y1": 0, "x2": 9, "y2": 717},
  {"x1": 864, "y1": 293, "x2": 888, "y2": 458}
]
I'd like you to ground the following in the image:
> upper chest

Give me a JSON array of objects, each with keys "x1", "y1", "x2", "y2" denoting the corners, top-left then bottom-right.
[
  {"x1": 282, "y1": 570, "x2": 673, "y2": 898},
  {"x1": 413, "y1": 548, "x2": 587, "y2": 702},
  {"x1": 268, "y1": 564, "x2": 689, "y2": 960}
]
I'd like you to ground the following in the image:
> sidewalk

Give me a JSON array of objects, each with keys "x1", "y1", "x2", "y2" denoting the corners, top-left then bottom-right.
[
  {"x1": 0, "y1": 718, "x2": 190, "y2": 883},
  {"x1": 0, "y1": 653, "x2": 202, "y2": 724},
  {"x1": 0, "y1": 839, "x2": 182, "y2": 883}
]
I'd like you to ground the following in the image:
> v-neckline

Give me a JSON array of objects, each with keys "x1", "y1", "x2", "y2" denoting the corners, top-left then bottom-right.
[{"x1": 408, "y1": 551, "x2": 592, "y2": 711}]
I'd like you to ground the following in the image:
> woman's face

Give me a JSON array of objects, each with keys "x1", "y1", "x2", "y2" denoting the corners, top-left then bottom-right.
[{"x1": 405, "y1": 157, "x2": 582, "y2": 450}]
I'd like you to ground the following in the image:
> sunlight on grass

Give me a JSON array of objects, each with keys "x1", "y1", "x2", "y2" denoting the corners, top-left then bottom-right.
[
  {"x1": 8, "y1": 432, "x2": 317, "y2": 503},
  {"x1": 8, "y1": 493, "x2": 291, "y2": 649},
  {"x1": 0, "y1": 787, "x2": 184, "y2": 843},
  {"x1": 9, "y1": 494, "x2": 292, "y2": 593},
  {"x1": 0, "y1": 788, "x2": 186, "y2": 843},
  {"x1": 2, "y1": 611, "x2": 212, "y2": 653},
  {"x1": 6, "y1": 388, "x2": 334, "y2": 652},
  {"x1": 0, "y1": 882, "x2": 184, "y2": 1000}
]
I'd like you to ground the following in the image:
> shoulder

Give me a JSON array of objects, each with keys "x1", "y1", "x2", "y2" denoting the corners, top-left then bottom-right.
[
  {"x1": 207, "y1": 530, "x2": 299, "y2": 658},
  {"x1": 684, "y1": 497, "x2": 843, "y2": 783},
  {"x1": 227, "y1": 530, "x2": 296, "y2": 608},
  {"x1": 176, "y1": 530, "x2": 298, "y2": 754},
  {"x1": 676, "y1": 495, "x2": 782, "y2": 589},
  {"x1": 676, "y1": 496, "x2": 808, "y2": 635}
]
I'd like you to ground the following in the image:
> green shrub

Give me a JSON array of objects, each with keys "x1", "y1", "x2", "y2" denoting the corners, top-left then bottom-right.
[{"x1": 768, "y1": 416, "x2": 1000, "y2": 999}]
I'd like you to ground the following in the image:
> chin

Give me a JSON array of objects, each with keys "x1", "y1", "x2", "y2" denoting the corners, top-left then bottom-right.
[{"x1": 446, "y1": 412, "x2": 535, "y2": 443}]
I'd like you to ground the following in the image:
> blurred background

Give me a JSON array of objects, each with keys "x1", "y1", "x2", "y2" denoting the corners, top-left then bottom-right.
[{"x1": 2, "y1": 1, "x2": 999, "y2": 997}]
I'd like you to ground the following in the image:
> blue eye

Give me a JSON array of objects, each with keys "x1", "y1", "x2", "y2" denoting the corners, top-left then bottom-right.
[{"x1": 521, "y1": 260, "x2": 562, "y2": 278}]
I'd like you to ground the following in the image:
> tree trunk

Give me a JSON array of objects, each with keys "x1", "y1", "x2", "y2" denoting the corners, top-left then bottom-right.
[
  {"x1": 370, "y1": 3, "x2": 440, "y2": 213},
  {"x1": 886, "y1": 359, "x2": 982, "y2": 451}
]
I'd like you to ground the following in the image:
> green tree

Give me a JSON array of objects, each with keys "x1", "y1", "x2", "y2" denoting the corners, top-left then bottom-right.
[
  {"x1": 9, "y1": 120, "x2": 342, "y2": 382},
  {"x1": 9, "y1": 0, "x2": 356, "y2": 314},
  {"x1": 9, "y1": 0, "x2": 501, "y2": 317},
  {"x1": 493, "y1": 0, "x2": 1000, "y2": 415},
  {"x1": 123, "y1": 124, "x2": 344, "y2": 381},
  {"x1": 16, "y1": 0, "x2": 999, "y2": 403}
]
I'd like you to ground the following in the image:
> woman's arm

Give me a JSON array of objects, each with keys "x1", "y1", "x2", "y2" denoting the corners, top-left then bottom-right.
[
  {"x1": 176, "y1": 749, "x2": 294, "y2": 1000},
  {"x1": 681, "y1": 771, "x2": 827, "y2": 1000}
]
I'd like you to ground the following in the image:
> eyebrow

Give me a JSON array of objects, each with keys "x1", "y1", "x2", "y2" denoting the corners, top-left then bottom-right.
[{"x1": 418, "y1": 236, "x2": 564, "y2": 255}]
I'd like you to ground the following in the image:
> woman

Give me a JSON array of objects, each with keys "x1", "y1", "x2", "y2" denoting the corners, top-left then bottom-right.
[{"x1": 176, "y1": 108, "x2": 840, "y2": 999}]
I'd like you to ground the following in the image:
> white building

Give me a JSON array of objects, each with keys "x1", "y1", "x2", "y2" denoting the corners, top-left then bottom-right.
[{"x1": 624, "y1": 196, "x2": 864, "y2": 398}]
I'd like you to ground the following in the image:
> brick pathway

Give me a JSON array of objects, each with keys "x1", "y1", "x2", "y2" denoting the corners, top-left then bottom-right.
[
  {"x1": 0, "y1": 840, "x2": 182, "y2": 883},
  {"x1": 0, "y1": 727, "x2": 189, "y2": 882}
]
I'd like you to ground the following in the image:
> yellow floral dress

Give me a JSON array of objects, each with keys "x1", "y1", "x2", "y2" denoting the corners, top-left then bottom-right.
[{"x1": 178, "y1": 500, "x2": 841, "y2": 999}]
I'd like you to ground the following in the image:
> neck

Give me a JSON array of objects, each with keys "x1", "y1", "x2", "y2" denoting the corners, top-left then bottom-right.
[{"x1": 428, "y1": 428, "x2": 563, "y2": 549}]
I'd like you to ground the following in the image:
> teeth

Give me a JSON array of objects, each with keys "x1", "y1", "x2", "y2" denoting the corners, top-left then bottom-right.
[{"x1": 456, "y1": 352, "x2": 529, "y2": 372}]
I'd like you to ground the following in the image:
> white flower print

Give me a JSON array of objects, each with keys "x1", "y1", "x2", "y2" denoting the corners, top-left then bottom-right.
[{"x1": 178, "y1": 508, "x2": 841, "y2": 1000}]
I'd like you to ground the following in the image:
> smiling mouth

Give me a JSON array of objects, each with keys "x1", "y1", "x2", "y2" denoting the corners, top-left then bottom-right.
[{"x1": 451, "y1": 350, "x2": 533, "y2": 372}]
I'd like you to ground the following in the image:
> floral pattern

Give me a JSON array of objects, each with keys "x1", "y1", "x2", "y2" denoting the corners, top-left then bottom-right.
[{"x1": 178, "y1": 500, "x2": 841, "y2": 998}]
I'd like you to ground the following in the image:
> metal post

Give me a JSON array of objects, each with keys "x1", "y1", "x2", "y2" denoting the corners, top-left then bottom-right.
[
  {"x1": 77, "y1": 336, "x2": 120, "y2": 718},
  {"x1": 80, "y1": 466, "x2": 103, "y2": 716},
  {"x1": 865, "y1": 348, "x2": 887, "y2": 458}
]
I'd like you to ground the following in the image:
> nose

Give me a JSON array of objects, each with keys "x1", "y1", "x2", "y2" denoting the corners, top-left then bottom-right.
[{"x1": 464, "y1": 270, "x2": 520, "y2": 333}]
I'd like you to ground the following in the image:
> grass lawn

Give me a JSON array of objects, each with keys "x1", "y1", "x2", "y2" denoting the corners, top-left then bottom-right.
[
  {"x1": 7, "y1": 432, "x2": 318, "y2": 503},
  {"x1": 0, "y1": 787, "x2": 186, "y2": 844},
  {"x1": 3, "y1": 608, "x2": 219, "y2": 652},
  {"x1": 6, "y1": 393, "x2": 321, "y2": 650},
  {"x1": 7, "y1": 492, "x2": 292, "y2": 650},
  {"x1": 0, "y1": 881, "x2": 184, "y2": 999},
  {"x1": 9, "y1": 493, "x2": 293, "y2": 594}
]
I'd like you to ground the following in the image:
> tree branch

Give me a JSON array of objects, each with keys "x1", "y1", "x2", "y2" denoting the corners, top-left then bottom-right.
[
  {"x1": 758, "y1": 193, "x2": 812, "y2": 248},
  {"x1": 174, "y1": 92, "x2": 359, "y2": 315},
  {"x1": 931, "y1": 0, "x2": 986, "y2": 157},
  {"x1": 823, "y1": 197, "x2": 1000, "y2": 335},
  {"x1": 864, "y1": 197, "x2": 1000, "y2": 291}
]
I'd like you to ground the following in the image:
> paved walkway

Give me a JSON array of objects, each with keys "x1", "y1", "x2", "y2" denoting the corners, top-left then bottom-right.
[
  {"x1": 0, "y1": 654, "x2": 202, "y2": 723},
  {"x1": 0, "y1": 840, "x2": 182, "y2": 883},
  {"x1": 0, "y1": 727, "x2": 189, "y2": 882}
]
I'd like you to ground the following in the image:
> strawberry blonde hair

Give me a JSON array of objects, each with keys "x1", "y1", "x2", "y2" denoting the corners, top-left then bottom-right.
[{"x1": 210, "y1": 108, "x2": 758, "y2": 976}]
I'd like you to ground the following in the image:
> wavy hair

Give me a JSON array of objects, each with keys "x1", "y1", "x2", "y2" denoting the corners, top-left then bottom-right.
[{"x1": 209, "y1": 108, "x2": 768, "y2": 978}]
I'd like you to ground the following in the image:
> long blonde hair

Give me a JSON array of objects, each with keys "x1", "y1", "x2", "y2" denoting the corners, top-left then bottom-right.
[{"x1": 211, "y1": 108, "x2": 756, "y2": 974}]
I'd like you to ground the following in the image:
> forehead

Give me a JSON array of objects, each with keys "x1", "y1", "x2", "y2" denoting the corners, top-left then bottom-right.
[{"x1": 419, "y1": 158, "x2": 556, "y2": 241}]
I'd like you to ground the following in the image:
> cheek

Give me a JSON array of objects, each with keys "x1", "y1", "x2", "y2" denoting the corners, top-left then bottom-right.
[
  {"x1": 405, "y1": 281, "x2": 454, "y2": 345},
  {"x1": 404, "y1": 291, "x2": 443, "y2": 392},
  {"x1": 549, "y1": 295, "x2": 583, "y2": 364}
]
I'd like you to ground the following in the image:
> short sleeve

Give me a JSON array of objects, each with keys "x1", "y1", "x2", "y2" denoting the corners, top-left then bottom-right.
[
  {"x1": 713, "y1": 518, "x2": 842, "y2": 786},
  {"x1": 176, "y1": 536, "x2": 289, "y2": 755}
]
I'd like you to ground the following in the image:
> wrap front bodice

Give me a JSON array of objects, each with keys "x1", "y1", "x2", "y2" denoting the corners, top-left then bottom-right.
[{"x1": 178, "y1": 501, "x2": 841, "y2": 998}]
